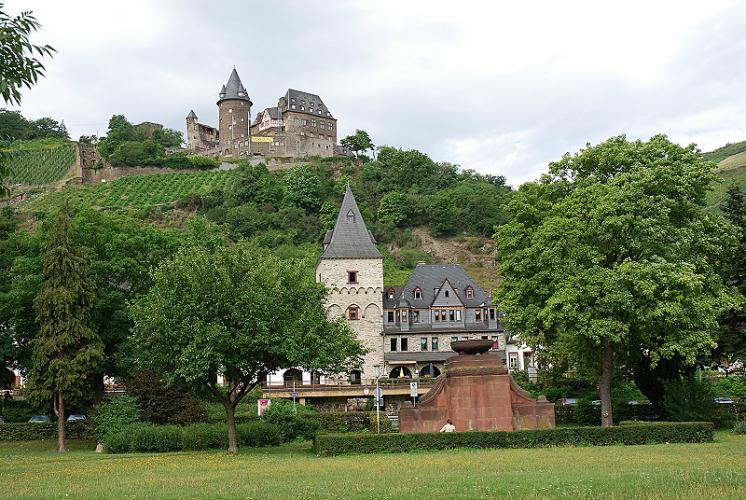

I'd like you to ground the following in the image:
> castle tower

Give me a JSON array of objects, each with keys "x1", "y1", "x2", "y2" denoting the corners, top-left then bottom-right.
[
  {"x1": 217, "y1": 68, "x2": 252, "y2": 156},
  {"x1": 316, "y1": 185, "x2": 384, "y2": 382},
  {"x1": 186, "y1": 110, "x2": 199, "y2": 150}
]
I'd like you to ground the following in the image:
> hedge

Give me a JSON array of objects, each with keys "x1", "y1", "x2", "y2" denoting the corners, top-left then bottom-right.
[
  {"x1": 0, "y1": 422, "x2": 91, "y2": 441},
  {"x1": 313, "y1": 422, "x2": 714, "y2": 456},
  {"x1": 303, "y1": 412, "x2": 394, "y2": 434},
  {"x1": 105, "y1": 421, "x2": 283, "y2": 453}
]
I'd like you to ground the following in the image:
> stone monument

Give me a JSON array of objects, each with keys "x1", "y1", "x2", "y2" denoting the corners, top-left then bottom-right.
[{"x1": 399, "y1": 340, "x2": 555, "y2": 433}]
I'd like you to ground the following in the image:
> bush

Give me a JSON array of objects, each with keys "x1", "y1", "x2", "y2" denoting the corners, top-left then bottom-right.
[
  {"x1": 661, "y1": 378, "x2": 718, "y2": 423},
  {"x1": 732, "y1": 420, "x2": 746, "y2": 435},
  {"x1": 313, "y1": 422, "x2": 715, "y2": 456},
  {"x1": 0, "y1": 398, "x2": 38, "y2": 423},
  {"x1": 301, "y1": 411, "x2": 393, "y2": 434},
  {"x1": 90, "y1": 396, "x2": 141, "y2": 442},
  {"x1": 0, "y1": 422, "x2": 90, "y2": 441},
  {"x1": 104, "y1": 421, "x2": 283, "y2": 453},
  {"x1": 127, "y1": 371, "x2": 208, "y2": 426}
]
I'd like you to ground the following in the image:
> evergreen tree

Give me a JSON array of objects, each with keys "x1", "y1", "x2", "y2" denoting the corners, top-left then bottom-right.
[
  {"x1": 718, "y1": 183, "x2": 746, "y2": 366},
  {"x1": 28, "y1": 205, "x2": 103, "y2": 452}
]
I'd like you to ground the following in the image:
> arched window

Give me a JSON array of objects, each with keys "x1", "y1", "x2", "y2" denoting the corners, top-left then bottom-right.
[
  {"x1": 347, "y1": 305, "x2": 360, "y2": 320},
  {"x1": 413, "y1": 287, "x2": 422, "y2": 300},
  {"x1": 445, "y1": 290, "x2": 450, "y2": 298},
  {"x1": 389, "y1": 366, "x2": 412, "y2": 379},
  {"x1": 419, "y1": 364, "x2": 441, "y2": 378},
  {"x1": 283, "y1": 368, "x2": 303, "y2": 387}
]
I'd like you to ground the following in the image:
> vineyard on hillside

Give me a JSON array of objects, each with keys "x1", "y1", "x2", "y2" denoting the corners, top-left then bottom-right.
[
  {"x1": 4, "y1": 140, "x2": 76, "y2": 185},
  {"x1": 28, "y1": 169, "x2": 238, "y2": 210}
]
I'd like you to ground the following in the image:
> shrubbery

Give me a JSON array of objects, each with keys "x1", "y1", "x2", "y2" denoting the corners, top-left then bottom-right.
[
  {"x1": 303, "y1": 411, "x2": 394, "y2": 434},
  {"x1": 0, "y1": 422, "x2": 90, "y2": 441},
  {"x1": 90, "y1": 395, "x2": 142, "y2": 443},
  {"x1": 127, "y1": 371, "x2": 208, "y2": 426},
  {"x1": 313, "y1": 422, "x2": 715, "y2": 456},
  {"x1": 104, "y1": 421, "x2": 282, "y2": 453},
  {"x1": 141, "y1": 155, "x2": 218, "y2": 170}
]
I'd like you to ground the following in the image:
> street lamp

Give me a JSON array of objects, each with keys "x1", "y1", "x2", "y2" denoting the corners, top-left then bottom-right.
[{"x1": 373, "y1": 365, "x2": 383, "y2": 434}]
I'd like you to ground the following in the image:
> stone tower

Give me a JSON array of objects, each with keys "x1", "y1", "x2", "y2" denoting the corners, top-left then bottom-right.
[
  {"x1": 316, "y1": 185, "x2": 384, "y2": 381},
  {"x1": 217, "y1": 68, "x2": 252, "y2": 155},
  {"x1": 185, "y1": 110, "x2": 199, "y2": 150}
]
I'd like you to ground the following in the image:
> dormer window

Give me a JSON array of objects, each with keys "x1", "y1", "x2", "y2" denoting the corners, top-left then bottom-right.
[
  {"x1": 413, "y1": 287, "x2": 422, "y2": 300},
  {"x1": 466, "y1": 286, "x2": 474, "y2": 298},
  {"x1": 388, "y1": 288, "x2": 396, "y2": 300},
  {"x1": 346, "y1": 209, "x2": 355, "y2": 223}
]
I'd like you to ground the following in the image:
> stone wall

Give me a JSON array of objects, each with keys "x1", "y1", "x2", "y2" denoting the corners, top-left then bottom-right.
[
  {"x1": 316, "y1": 257, "x2": 385, "y2": 381},
  {"x1": 82, "y1": 165, "x2": 187, "y2": 184}
]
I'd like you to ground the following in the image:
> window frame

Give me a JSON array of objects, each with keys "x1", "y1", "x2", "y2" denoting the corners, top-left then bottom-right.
[{"x1": 347, "y1": 271, "x2": 359, "y2": 284}]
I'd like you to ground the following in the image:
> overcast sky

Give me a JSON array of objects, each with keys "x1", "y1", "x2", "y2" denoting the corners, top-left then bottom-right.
[{"x1": 6, "y1": 0, "x2": 746, "y2": 186}]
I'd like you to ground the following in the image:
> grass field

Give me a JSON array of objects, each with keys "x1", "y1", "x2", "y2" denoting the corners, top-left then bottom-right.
[{"x1": 1, "y1": 433, "x2": 744, "y2": 499}]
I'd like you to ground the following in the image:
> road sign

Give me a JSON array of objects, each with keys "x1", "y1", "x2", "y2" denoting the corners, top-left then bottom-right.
[
  {"x1": 291, "y1": 392, "x2": 299, "y2": 399},
  {"x1": 410, "y1": 382, "x2": 418, "y2": 398},
  {"x1": 374, "y1": 387, "x2": 383, "y2": 399}
]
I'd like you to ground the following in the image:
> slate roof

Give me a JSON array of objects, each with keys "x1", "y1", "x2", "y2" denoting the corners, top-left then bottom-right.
[
  {"x1": 284, "y1": 89, "x2": 333, "y2": 118},
  {"x1": 385, "y1": 264, "x2": 492, "y2": 308},
  {"x1": 218, "y1": 68, "x2": 251, "y2": 104},
  {"x1": 186, "y1": 110, "x2": 197, "y2": 120},
  {"x1": 321, "y1": 185, "x2": 381, "y2": 259}
]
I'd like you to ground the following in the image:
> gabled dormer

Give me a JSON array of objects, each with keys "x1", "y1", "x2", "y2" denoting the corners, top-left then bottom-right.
[{"x1": 431, "y1": 279, "x2": 464, "y2": 308}]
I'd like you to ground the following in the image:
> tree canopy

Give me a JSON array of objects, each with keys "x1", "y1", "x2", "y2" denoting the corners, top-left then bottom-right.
[
  {"x1": 131, "y1": 243, "x2": 365, "y2": 452},
  {"x1": 496, "y1": 134, "x2": 740, "y2": 425},
  {"x1": 340, "y1": 129, "x2": 374, "y2": 158}
]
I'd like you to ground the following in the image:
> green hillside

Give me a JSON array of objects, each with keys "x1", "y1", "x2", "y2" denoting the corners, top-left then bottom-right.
[
  {"x1": 703, "y1": 139, "x2": 746, "y2": 164},
  {"x1": 3, "y1": 139, "x2": 76, "y2": 185}
]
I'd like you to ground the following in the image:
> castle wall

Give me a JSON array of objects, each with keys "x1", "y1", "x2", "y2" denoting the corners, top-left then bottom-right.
[{"x1": 316, "y1": 258, "x2": 384, "y2": 380}]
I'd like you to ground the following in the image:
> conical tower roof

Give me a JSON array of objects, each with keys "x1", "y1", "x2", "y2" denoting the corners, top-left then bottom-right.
[
  {"x1": 218, "y1": 68, "x2": 251, "y2": 104},
  {"x1": 186, "y1": 110, "x2": 197, "y2": 120},
  {"x1": 322, "y1": 185, "x2": 382, "y2": 259}
]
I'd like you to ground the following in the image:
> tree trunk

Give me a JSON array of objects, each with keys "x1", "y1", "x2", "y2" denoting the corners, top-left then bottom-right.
[
  {"x1": 55, "y1": 391, "x2": 67, "y2": 453},
  {"x1": 225, "y1": 402, "x2": 238, "y2": 453},
  {"x1": 599, "y1": 338, "x2": 614, "y2": 427}
]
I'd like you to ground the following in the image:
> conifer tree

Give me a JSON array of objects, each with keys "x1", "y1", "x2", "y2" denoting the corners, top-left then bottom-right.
[
  {"x1": 28, "y1": 205, "x2": 103, "y2": 452},
  {"x1": 718, "y1": 183, "x2": 746, "y2": 365}
]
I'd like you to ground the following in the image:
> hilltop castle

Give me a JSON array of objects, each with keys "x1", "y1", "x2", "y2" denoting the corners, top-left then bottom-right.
[{"x1": 186, "y1": 68, "x2": 338, "y2": 159}]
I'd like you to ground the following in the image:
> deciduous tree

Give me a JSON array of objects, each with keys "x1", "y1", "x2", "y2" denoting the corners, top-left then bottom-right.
[
  {"x1": 132, "y1": 243, "x2": 364, "y2": 452},
  {"x1": 496, "y1": 135, "x2": 739, "y2": 426}
]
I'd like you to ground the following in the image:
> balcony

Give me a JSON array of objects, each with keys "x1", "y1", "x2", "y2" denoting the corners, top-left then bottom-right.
[{"x1": 260, "y1": 377, "x2": 437, "y2": 399}]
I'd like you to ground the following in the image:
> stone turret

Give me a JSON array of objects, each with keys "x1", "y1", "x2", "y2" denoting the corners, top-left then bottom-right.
[
  {"x1": 316, "y1": 185, "x2": 384, "y2": 381},
  {"x1": 217, "y1": 68, "x2": 252, "y2": 156}
]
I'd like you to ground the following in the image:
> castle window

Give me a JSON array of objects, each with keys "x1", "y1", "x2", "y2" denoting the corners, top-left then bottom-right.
[
  {"x1": 431, "y1": 337, "x2": 439, "y2": 350},
  {"x1": 390, "y1": 338, "x2": 397, "y2": 352},
  {"x1": 412, "y1": 310, "x2": 420, "y2": 322},
  {"x1": 318, "y1": 110, "x2": 322, "y2": 114},
  {"x1": 291, "y1": 104, "x2": 296, "y2": 109},
  {"x1": 347, "y1": 271, "x2": 358, "y2": 284},
  {"x1": 449, "y1": 310, "x2": 455, "y2": 321},
  {"x1": 445, "y1": 290, "x2": 450, "y2": 298},
  {"x1": 347, "y1": 305, "x2": 359, "y2": 321},
  {"x1": 229, "y1": 109, "x2": 233, "y2": 113},
  {"x1": 401, "y1": 338, "x2": 408, "y2": 351},
  {"x1": 421, "y1": 338, "x2": 428, "y2": 351},
  {"x1": 301, "y1": 106, "x2": 305, "y2": 111},
  {"x1": 476, "y1": 309, "x2": 482, "y2": 321},
  {"x1": 490, "y1": 308, "x2": 496, "y2": 320},
  {"x1": 387, "y1": 311, "x2": 394, "y2": 322},
  {"x1": 456, "y1": 310, "x2": 462, "y2": 321}
]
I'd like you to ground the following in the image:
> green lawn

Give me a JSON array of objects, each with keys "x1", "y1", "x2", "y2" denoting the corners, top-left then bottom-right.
[{"x1": 1, "y1": 433, "x2": 745, "y2": 499}]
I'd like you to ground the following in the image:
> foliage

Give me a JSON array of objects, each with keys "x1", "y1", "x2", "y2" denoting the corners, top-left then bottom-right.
[
  {"x1": 377, "y1": 191, "x2": 412, "y2": 227},
  {"x1": 2, "y1": 139, "x2": 75, "y2": 185},
  {"x1": 0, "y1": 5, "x2": 55, "y2": 106},
  {"x1": 262, "y1": 402, "x2": 320, "y2": 441},
  {"x1": 141, "y1": 154, "x2": 218, "y2": 170},
  {"x1": 0, "y1": 397, "x2": 38, "y2": 422},
  {"x1": 0, "y1": 421, "x2": 90, "y2": 441},
  {"x1": 131, "y1": 242, "x2": 365, "y2": 452},
  {"x1": 660, "y1": 378, "x2": 718, "y2": 422},
  {"x1": 283, "y1": 165, "x2": 323, "y2": 210},
  {"x1": 127, "y1": 370, "x2": 208, "y2": 426},
  {"x1": 26, "y1": 205, "x2": 104, "y2": 450},
  {"x1": 733, "y1": 420, "x2": 746, "y2": 435},
  {"x1": 712, "y1": 376, "x2": 746, "y2": 397},
  {"x1": 496, "y1": 134, "x2": 741, "y2": 424},
  {"x1": 313, "y1": 422, "x2": 715, "y2": 456},
  {"x1": 718, "y1": 182, "x2": 746, "y2": 365},
  {"x1": 105, "y1": 421, "x2": 283, "y2": 454},
  {"x1": 98, "y1": 114, "x2": 185, "y2": 167},
  {"x1": 340, "y1": 129, "x2": 374, "y2": 157},
  {"x1": 90, "y1": 395, "x2": 141, "y2": 443},
  {"x1": 0, "y1": 110, "x2": 69, "y2": 141}
]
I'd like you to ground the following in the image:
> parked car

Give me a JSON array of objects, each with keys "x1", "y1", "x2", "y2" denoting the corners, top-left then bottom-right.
[
  {"x1": 28, "y1": 415, "x2": 50, "y2": 423},
  {"x1": 66, "y1": 414, "x2": 87, "y2": 423},
  {"x1": 714, "y1": 397, "x2": 735, "y2": 404},
  {"x1": 558, "y1": 398, "x2": 578, "y2": 406},
  {"x1": 0, "y1": 415, "x2": 5, "y2": 424}
]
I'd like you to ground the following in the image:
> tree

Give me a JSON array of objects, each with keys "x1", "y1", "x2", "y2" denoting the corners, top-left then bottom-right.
[
  {"x1": 377, "y1": 191, "x2": 412, "y2": 227},
  {"x1": 27, "y1": 117, "x2": 68, "y2": 140},
  {"x1": 718, "y1": 182, "x2": 746, "y2": 367},
  {"x1": 27, "y1": 206, "x2": 104, "y2": 452},
  {"x1": 340, "y1": 129, "x2": 374, "y2": 158},
  {"x1": 496, "y1": 135, "x2": 739, "y2": 426},
  {"x1": 0, "y1": 5, "x2": 55, "y2": 106},
  {"x1": 283, "y1": 165, "x2": 322, "y2": 211},
  {"x1": 131, "y1": 243, "x2": 365, "y2": 452}
]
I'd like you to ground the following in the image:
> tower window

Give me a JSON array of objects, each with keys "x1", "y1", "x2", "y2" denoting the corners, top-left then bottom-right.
[
  {"x1": 390, "y1": 338, "x2": 397, "y2": 352},
  {"x1": 445, "y1": 290, "x2": 450, "y2": 298},
  {"x1": 401, "y1": 338, "x2": 408, "y2": 351},
  {"x1": 347, "y1": 306, "x2": 359, "y2": 321},
  {"x1": 387, "y1": 311, "x2": 394, "y2": 322},
  {"x1": 347, "y1": 271, "x2": 358, "y2": 284}
]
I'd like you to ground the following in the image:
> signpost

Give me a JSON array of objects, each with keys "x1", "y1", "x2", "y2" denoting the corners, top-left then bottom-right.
[
  {"x1": 410, "y1": 381, "x2": 418, "y2": 407},
  {"x1": 374, "y1": 365, "x2": 383, "y2": 433},
  {"x1": 257, "y1": 399, "x2": 271, "y2": 416}
]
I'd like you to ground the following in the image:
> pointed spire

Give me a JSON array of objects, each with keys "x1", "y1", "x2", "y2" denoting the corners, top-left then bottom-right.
[
  {"x1": 218, "y1": 68, "x2": 251, "y2": 104},
  {"x1": 322, "y1": 185, "x2": 382, "y2": 259},
  {"x1": 186, "y1": 110, "x2": 197, "y2": 120}
]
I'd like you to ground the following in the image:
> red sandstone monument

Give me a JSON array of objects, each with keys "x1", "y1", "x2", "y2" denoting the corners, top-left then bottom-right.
[{"x1": 399, "y1": 340, "x2": 555, "y2": 433}]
